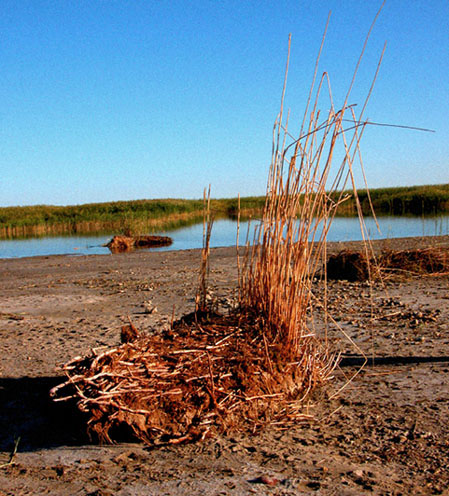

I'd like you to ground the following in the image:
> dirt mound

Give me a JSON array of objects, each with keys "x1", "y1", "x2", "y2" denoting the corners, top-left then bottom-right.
[{"x1": 327, "y1": 247, "x2": 449, "y2": 281}]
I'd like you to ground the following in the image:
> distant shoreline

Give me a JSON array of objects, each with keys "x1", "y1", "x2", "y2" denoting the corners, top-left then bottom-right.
[{"x1": 1, "y1": 183, "x2": 448, "y2": 240}]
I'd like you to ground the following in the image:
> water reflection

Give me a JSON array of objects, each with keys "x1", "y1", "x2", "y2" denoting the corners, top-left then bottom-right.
[{"x1": 1, "y1": 215, "x2": 448, "y2": 259}]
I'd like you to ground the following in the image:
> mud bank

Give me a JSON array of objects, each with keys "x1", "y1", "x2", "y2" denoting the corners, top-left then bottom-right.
[{"x1": 1, "y1": 236, "x2": 448, "y2": 495}]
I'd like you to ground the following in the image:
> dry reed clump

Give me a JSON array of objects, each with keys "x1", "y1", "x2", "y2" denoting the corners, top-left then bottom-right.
[
  {"x1": 51, "y1": 14, "x2": 387, "y2": 443},
  {"x1": 327, "y1": 247, "x2": 449, "y2": 281},
  {"x1": 236, "y1": 18, "x2": 386, "y2": 358},
  {"x1": 379, "y1": 247, "x2": 449, "y2": 275}
]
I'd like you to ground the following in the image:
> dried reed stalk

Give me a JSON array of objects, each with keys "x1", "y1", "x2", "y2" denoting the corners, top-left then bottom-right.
[
  {"x1": 239, "y1": 18, "x2": 385, "y2": 360},
  {"x1": 195, "y1": 186, "x2": 213, "y2": 313}
]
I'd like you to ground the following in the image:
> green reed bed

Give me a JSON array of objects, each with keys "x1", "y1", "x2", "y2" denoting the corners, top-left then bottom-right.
[
  {"x1": 0, "y1": 197, "x2": 267, "y2": 239},
  {"x1": 2, "y1": 186, "x2": 448, "y2": 239},
  {"x1": 333, "y1": 183, "x2": 449, "y2": 216}
]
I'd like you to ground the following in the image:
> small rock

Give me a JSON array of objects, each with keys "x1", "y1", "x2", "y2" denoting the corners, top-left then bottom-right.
[
  {"x1": 144, "y1": 305, "x2": 157, "y2": 314},
  {"x1": 281, "y1": 478, "x2": 294, "y2": 488},
  {"x1": 54, "y1": 465, "x2": 64, "y2": 476},
  {"x1": 112, "y1": 450, "x2": 136, "y2": 464},
  {"x1": 250, "y1": 475, "x2": 279, "y2": 486}
]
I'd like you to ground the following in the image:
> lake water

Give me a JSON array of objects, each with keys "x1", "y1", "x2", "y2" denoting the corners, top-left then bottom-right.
[{"x1": 1, "y1": 215, "x2": 448, "y2": 259}]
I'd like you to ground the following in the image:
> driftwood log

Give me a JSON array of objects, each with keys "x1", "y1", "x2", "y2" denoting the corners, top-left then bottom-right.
[{"x1": 106, "y1": 235, "x2": 172, "y2": 253}]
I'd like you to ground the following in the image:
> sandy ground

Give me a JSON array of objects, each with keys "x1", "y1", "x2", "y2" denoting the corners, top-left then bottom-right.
[{"x1": 1, "y1": 236, "x2": 449, "y2": 495}]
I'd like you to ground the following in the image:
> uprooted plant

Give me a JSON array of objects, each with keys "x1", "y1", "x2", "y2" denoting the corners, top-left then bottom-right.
[{"x1": 50, "y1": 17, "x2": 387, "y2": 444}]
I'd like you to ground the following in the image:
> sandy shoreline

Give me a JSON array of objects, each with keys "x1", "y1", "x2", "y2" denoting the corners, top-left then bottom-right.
[{"x1": 1, "y1": 236, "x2": 449, "y2": 495}]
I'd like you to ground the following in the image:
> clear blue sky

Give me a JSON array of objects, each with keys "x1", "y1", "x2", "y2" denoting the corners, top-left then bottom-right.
[{"x1": 0, "y1": 1, "x2": 447, "y2": 207}]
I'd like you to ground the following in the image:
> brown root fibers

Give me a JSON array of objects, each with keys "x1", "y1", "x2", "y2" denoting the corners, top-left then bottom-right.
[{"x1": 51, "y1": 311, "x2": 336, "y2": 444}]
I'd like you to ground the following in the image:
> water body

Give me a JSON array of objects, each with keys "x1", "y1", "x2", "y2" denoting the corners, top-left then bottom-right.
[{"x1": 1, "y1": 215, "x2": 448, "y2": 259}]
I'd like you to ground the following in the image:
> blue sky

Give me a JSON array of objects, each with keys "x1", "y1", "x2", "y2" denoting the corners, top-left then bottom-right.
[{"x1": 0, "y1": 1, "x2": 447, "y2": 207}]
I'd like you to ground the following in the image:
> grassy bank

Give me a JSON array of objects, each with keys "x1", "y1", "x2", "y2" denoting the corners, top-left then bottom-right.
[
  {"x1": 336, "y1": 183, "x2": 449, "y2": 216},
  {"x1": 1, "y1": 185, "x2": 448, "y2": 239},
  {"x1": 0, "y1": 197, "x2": 265, "y2": 239}
]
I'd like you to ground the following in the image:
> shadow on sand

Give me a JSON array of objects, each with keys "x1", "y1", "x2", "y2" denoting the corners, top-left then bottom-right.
[
  {"x1": 340, "y1": 354, "x2": 449, "y2": 367},
  {"x1": 0, "y1": 376, "x2": 90, "y2": 452}
]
